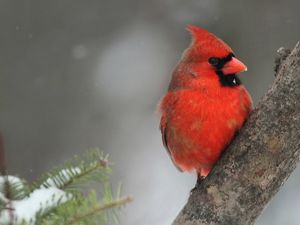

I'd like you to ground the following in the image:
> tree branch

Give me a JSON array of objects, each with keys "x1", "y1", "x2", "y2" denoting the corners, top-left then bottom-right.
[{"x1": 172, "y1": 42, "x2": 300, "y2": 225}]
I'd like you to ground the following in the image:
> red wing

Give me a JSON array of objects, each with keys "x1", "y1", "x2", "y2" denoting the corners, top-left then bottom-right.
[{"x1": 160, "y1": 115, "x2": 183, "y2": 172}]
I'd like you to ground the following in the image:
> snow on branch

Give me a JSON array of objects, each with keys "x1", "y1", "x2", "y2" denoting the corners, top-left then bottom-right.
[
  {"x1": 0, "y1": 186, "x2": 71, "y2": 225},
  {"x1": 0, "y1": 149, "x2": 132, "y2": 225}
]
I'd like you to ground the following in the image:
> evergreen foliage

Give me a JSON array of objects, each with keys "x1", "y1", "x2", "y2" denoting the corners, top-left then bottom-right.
[{"x1": 0, "y1": 149, "x2": 132, "y2": 225}]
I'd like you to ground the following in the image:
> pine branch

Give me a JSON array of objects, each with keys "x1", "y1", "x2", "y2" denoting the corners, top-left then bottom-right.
[
  {"x1": 64, "y1": 196, "x2": 133, "y2": 225},
  {"x1": 60, "y1": 159, "x2": 107, "y2": 190},
  {"x1": 0, "y1": 176, "x2": 30, "y2": 200},
  {"x1": 35, "y1": 150, "x2": 110, "y2": 193},
  {"x1": 0, "y1": 149, "x2": 131, "y2": 225},
  {"x1": 172, "y1": 43, "x2": 300, "y2": 225}
]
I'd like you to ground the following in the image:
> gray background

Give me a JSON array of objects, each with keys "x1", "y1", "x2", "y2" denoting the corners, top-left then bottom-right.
[{"x1": 0, "y1": 0, "x2": 299, "y2": 224}]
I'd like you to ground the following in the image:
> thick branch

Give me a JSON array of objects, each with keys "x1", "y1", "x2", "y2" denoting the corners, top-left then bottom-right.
[{"x1": 172, "y1": 42, "x2": 300, "y2": 225}]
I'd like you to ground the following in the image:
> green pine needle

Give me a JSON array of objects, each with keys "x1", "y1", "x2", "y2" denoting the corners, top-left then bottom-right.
[
  {"x1": 0, "y1": 149, "x2": 132, "y2": 225},
  {"x1": 33, "y1": 149, "x2": 111, "y2": 193}
]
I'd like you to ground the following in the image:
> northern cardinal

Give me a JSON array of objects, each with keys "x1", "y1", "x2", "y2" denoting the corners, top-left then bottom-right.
[{"x1": 159, "y1": 25, "x2": 252, "y2": 178}]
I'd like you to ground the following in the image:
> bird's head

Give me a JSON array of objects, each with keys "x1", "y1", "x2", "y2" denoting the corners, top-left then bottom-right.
[
  {"x1": 169, "y1": 25, "x2": 247, "y2": 90},
  {"x1": 184, "y1": 25, "x2": 247, "y2": 76}
]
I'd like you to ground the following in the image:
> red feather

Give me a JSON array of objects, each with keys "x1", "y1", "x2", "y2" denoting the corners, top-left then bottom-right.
[{"x1": 159, "y1": 25, "x2": 252, "y2": 177}]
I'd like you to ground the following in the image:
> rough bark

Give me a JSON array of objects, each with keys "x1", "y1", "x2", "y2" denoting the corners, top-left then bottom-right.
[{"x1": 172, "y1": 42, "x2": 300, "y2": 225}]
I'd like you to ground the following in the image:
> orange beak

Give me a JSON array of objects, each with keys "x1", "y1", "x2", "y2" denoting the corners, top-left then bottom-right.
[{"x1": 222, "y1": 57, "x2": 247, "y2": 75}]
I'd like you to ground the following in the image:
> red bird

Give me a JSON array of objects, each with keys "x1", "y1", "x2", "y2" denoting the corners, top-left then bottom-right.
[{"x1": 159, "y1": 25, "x2": 252, "y2": 178}]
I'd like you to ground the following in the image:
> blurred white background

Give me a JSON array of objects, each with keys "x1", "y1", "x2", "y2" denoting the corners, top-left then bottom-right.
[{"x1": 0, "y1": 0, "x2": 299, "y2": 224}]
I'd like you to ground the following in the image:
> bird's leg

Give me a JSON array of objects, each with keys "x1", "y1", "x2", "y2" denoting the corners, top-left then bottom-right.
[
  {"x1": 197, "y1": 174, "x2": 205, "y2": 185},
  {"x1": 190, "y1": 174, "x2": 205, "y2": 194}
]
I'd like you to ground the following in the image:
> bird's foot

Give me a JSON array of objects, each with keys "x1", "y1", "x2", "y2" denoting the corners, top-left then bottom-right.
[{"x1": 190, "y1": 175, "x2": 205, "y2": 195}]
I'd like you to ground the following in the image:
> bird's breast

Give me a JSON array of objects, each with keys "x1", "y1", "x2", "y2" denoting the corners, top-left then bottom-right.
[{"x1": 160, "y1": 87, "x2": 251, "y2": 166}]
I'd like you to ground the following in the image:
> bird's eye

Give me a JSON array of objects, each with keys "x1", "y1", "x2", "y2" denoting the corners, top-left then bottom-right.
[{"x1": 208, "y1": 57, "x2": 220, "y2": 66}]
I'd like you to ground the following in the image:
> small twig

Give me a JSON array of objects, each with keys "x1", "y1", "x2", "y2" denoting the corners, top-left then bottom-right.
[
  {"x1": 0, "y1": 134, "x2": 11, "y2": 198},
  {"x1": 65, "y1": 196, "x2": 133, "y2": 225},
  {"x1": 0, "y1": 133, "x2": 14, "y2": 225},
  {"x1": 274, "y1": 47, "x2": 291, "y2": 74},
  {"x1": 0, "y1": 133, "x2": 7, "y2": 176}
]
